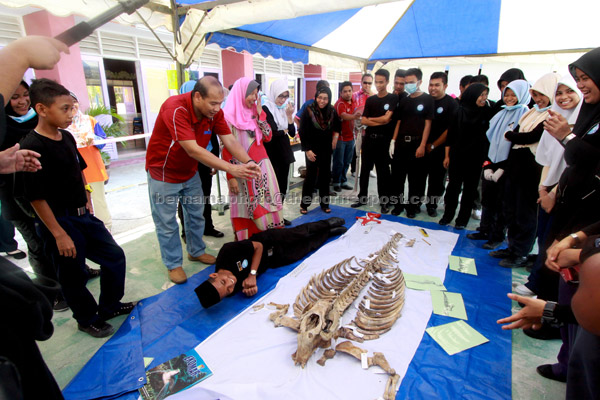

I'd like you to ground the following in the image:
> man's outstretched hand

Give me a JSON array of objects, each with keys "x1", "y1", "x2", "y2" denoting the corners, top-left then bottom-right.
[{"x1": 242, "y1": 275, "x2": 258, "y2": 296}]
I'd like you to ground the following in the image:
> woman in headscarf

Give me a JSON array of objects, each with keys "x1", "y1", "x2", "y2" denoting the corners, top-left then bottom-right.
[
  {"x1": 478, "y1": 79, "x2": 531, "y2": 251},
  {"x1": 439, "y1": 83, "x2": 491, "y2": 228},
  {"x1": 516, "y1": 75, "x2": 583, "y2": 302},
  {"x1": 1, "y1": 81, "x2": 57, "y2": 292},
  {"x1": 491, "y1": 68, "x2": 529, "y2": 116},
  {"x1": 299, "y1": 86, "x2": 341, "y2": 214},
  {"x1": 498, "y1": 73, "x2": 560, "y2": 268},
  {"x1": 67, "y1": 94, "x2": 112, "y2": 231},
  {"x1": 262, "y1": 78, "x2": 296, "y2": 225},
  {"x1": 222, "y1": 77, "x2": 283, "y2": 241}
]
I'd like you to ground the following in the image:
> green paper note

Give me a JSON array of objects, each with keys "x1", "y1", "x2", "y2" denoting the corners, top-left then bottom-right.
[
  {"x1": 448, "y1": 256, "x2": 477, "y2": 275},
  {"x1": 143, "y1": 357, "x2": 154, "y2": 368},
  {"x1": 426, "y1": 320, "x2": 489, "y2": 355},
  {"x1": 431, "y1": 291, "x2": 468, "y2": 320},
  {"x1": 403, "y1": 273, "x2": 447, "y2": 291}
]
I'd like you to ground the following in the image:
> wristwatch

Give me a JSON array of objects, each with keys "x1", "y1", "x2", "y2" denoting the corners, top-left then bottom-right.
[
  {"x1": 541, "y1": 301, "x2": 559, "y2": 327},
  {"x1": 250, "y1": 269, "x2": 257, "y2": 276},
  {"x1": 430, "y1": 144, "x2": 435, "y2": 150},
  {"x1": 561, "y1": 133, "x2": 576, "y2": 146},
  {"x1": 570, "y1": 233, "x2": 581, "y2": 246}
]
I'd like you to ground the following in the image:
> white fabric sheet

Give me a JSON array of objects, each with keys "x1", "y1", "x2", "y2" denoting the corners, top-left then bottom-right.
[{"x1": 174, "y1": 220, "x2": 458, "y2": 400}]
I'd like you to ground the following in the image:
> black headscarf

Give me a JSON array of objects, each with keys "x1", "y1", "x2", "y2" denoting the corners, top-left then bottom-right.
[
  {"x1": 308, "y1": 87, "x2": 334, "y2": 130},
  {"x1": 448, "y1": 83, "x2": 491, "y2": 159},
  {"x1": 496, "y1": 68, "x2": 526, "y2": 90},
  {"x1": 569, "y1": 47, "x2": 600, "y2": 137},
  {"x1": 3, "y1": 81, "x2": 38, "y2": 150}
]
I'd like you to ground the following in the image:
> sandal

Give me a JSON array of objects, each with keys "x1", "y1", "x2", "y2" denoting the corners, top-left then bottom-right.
[
  {"x1": 321, "y1": 207, "x2": 331, "y2": 214},
  {"x1": 300, "y1": 208, "x2": 308, "y2": 215}
]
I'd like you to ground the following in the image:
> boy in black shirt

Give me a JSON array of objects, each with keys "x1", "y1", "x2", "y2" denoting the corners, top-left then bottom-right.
[
  {"x1": 19, "y1": 79, "x2": 133, "y2": 338},
  {"x1": 390, "y1": 68, "x2": 434, "y2": 218},
  {"x1": 424, "y1": 72, "x2": 458, "y2": 217},
  {"x1": 195, "y1": 218, "x2": 347, "y2": 308},
  {"x1": 351, "y1": 69, "x2": 398, "y2": 212}
]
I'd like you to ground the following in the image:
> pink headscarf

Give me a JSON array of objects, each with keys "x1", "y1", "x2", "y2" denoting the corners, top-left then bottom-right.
[{"x1": 223, "y1": 77, "x2": 263, "y2": 145}]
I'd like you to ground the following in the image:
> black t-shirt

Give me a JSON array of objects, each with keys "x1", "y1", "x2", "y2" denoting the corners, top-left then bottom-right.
[
  {"x1": 19, "y1": 129, "x2": 88, "y2": 212},
  {"x1": 215, "y1": 239, "x2": 272, "y2": 294},
  {"x1": 395, "y1": 93, "x2": 435, "y2": 138},
  {"x1": 363, "y1": 93, "x2": 398, "y2": 138},
  {"x1": 429, "y1": 94, "x2": 458, "y2": 143}
]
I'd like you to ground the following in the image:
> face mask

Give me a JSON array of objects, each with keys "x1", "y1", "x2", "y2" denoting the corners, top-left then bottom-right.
[
  {"x1": 276, "y1": 100, "x2": 288, "y2": 110},
  {"x1": 533, "y1": 104, "x2": 551, "y2": 112},
  {"x1": 405, "y1": 83, "x2": 418, "y2": 94},
  {"x1": 501, "y1": 104, "x2": 522, "y2": 111},
  {"x1": 8, "y1": 108, "x2": 36, "y2": 123}
]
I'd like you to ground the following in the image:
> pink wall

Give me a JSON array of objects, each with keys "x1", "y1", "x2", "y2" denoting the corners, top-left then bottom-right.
[
  {"x1": 22, "y1": 10, "x2": 90, "y2": 111},
  {"x1": 349, "y1": 72, "x2": 363, "y2": 93},
  {"x1": 221, "y1": 50, "x2": 254, "y2": 89},
  {"x1": 303, "y1": 64, "x2": 327, "y2": 102}
]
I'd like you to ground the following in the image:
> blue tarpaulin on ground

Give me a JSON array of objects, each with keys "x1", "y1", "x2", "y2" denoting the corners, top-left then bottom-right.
[{"x1": 63, "y1": 206, "x2": 511, "y2": 400}]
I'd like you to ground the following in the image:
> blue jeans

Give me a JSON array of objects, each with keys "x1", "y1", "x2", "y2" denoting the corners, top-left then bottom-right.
[
  {"x1": 331, "y1": 139, "x2": 354, "y2": 185},
  {"x1": 148, "y1": 172, "x2": 206, "y2": 270}
]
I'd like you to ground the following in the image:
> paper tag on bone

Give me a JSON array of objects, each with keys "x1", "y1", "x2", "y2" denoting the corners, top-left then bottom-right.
[
  {"x1": 380, "y1": 275, "x2": 392, "y2": 284},
  {"x1": 392, "y1": 290, "x2": 396, "y2": 299},
  {"x1": 368, "y1": 272, "x2": 374, "y2": 279},
  {"x1": 370, "y1": 366, "x2": 387, "y2": 374},
  {"x1": 329, "y1": 288, "x2": 336, "y2": 293},
  {"x1": 360, "y1": 352, "x2": 368, "y2": 369},
  {"x1": 365, "y1": 299, "x2": 371, "y2": 309}
]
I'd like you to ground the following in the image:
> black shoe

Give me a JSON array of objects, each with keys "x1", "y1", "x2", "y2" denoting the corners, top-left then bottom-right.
[
  {"x1": 406, "y1": 211, "x2": 416, "y2": 219},
  {"x1": 438, "y1": 217, "x2": 451, "y2": 226},
  {"x1": 86, "y1": 265, "x2": 101, "y2": 279},
  {"x1": 53, "y1": 298, "x2": 69, "y2": 312},
  {"x1": 283, "y1": 219, "x2": 292, "y2": 226},
  {"x1": 380, "y1": 204, "x2": 390, "y2": 214},
  {"x1": 329, "y1": 226, "x2": 348, "y2": 237},
  {"x1": 499, "y1": 256, "x2": 529, "y2": 268},
  {"x1": 536, "y1": 364, "x2": 566, "y2": 382},
  {"x1": 204, "y1": 228, "x2": 225, "y2": 238},
  {"x1": 329, "y1": 191, "x2": 338, "y2": 196},
  {"x1": 427, "y1": 208, "x2": 437, "y2": 217},
  {"x1": 524, "y1": 325, "x2": 562, "y2": 340},
  {"x1": 454, "y1": 224, "x2": 466, "y2": 230},
  {"x1": 467, "y1": 231, "x2": 488, "y2": 240},
  {"x1": 489, "y1": 248, "x2": 513, "y2": 258},
  {"x1": 341, "y1": 183, "x2": 353, "y2": 190},
  {"x1": 78, "y1": 320, "x2": 115, "y2": 338},
  {"x1": 5, "y1": 249, "x2": 26, "y2": 259},
  {"x1": 482, "y1": 241, "x2": 503, "y2": 250},
  {"x1": 99, "y1": 302, "x2": 137, "y2": 321},
  {"x1": 351, "y1": 201, "x2": 365, "y2": 208},
  {"x1": 333, "y1": 185, "x2": 342, "y2": 192},
  {"x1": 414, "y1": 207, "x2": 421, "y2": 215},
  {"x1": 391, "y1": 206, "x2": 404, "y2": 216}
]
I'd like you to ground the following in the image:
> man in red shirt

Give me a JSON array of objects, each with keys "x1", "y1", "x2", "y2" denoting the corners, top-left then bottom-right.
[
  {"x1": 146, "y1": 76, "x2": 260, "y2": 284},
  {"x1": 350, "y1": 73, "x2": 373, "y2": 177},
  {"x1": 332, "y1": 81, "x2": 360, "y2": 191}
]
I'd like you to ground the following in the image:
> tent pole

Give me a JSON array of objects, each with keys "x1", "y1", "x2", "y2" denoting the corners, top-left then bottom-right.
[{"x1": 170, "y1": 0, "x2": 185, "y2": 88}]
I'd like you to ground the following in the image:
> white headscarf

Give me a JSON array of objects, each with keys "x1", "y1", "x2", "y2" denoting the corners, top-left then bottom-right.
[
  {"x1": 535, "y1": 74, "x2": 583, "y2": 186},
  {"x1": 264, "y1": 78, "x2": 289, "y2": 131}
]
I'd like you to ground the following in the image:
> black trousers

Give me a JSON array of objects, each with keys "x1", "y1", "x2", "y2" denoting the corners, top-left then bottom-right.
[
  {"x1": 253, "y1": 220, "x2": 332, "y2": 267},
  {"x1": 301, "y1": 149, "x2": 332, "y2": 210},
  {"x1": 480, "y1": 172, "x2": 507, "y2": 242},
  {"x1": 391, "y1": 140, "x2": 426, "y2": 212},
  {"x1": 442, "y1": 158, "x2": 482, "y2": 226},
  {"x1": 567, "y1": 327, "x2": 600, "y2": 400},
  {"x1": 504, "y1": 149, "x2": 542, "y2": 256},
  {"x1": 36, "y1": 212, "x2": 126, "y2": 326},
  {"x1": 424, "y1": 146, "x2": 447, "y2": 211},
  {"x1": 10, "y1": 217, "x2": 56, "y2": 282},
  {"x1": 358, "y1": 135, "x2": 392, "y2": 205},
  {"x1": 270, "y1": 159, "x2": 290, "y2": 200},
  {"x1": 525, "y1": 207, "x2": 559, "y2": 301},
  {"x1": 0, "y1": 213, "x2": 17, "y2": 252}
]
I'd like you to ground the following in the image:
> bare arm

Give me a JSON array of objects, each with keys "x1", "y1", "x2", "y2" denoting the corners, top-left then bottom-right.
[
  {"x1": 31, "y1": 199, "x2": 76, "y2": 258},
  {"x1": 572, "y1": 253, "x2": 600, "y2": 335},
  {"x1": 242, "y1": 241, "x2": 264, "y2": 297},
  {"x1": 0, "y1": 36, "x2": 68, "y2": 105}
]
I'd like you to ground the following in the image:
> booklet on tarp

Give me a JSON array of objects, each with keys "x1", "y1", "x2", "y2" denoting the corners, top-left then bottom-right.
[{"x1": 139, "y1": 349, "x2": 212, "y2": 400}]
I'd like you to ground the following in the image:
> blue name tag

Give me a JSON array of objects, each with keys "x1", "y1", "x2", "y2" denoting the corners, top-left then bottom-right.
[
  {"x1": 587, "y1": 124, "x2": 599, "y2": 135},
  {"x1": 204, "y1": 130, "x2": 212, "y2": 135}
]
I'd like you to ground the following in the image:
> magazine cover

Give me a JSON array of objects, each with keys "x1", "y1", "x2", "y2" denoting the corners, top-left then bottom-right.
[{"x1": 139, "y1": 349, "x2": 212, "y2": 400}]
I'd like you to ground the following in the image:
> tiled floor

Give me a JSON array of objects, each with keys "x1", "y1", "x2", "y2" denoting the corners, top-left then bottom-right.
[{"x1": 9, "y1": 157, "x2": 565, "y2": 399}]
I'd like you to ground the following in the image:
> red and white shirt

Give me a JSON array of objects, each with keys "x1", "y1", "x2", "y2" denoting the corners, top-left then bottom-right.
[
  {"x1": 334, "y1": 98, "x2": 355, "y2": 142},
  {"x1": 146, "y1": 93, "x2": 230, "y2": 183}
]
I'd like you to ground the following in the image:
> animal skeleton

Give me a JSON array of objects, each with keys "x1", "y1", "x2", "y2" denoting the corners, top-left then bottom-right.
[{"x1": 269, "y1": 233, "x2": 407, "y2": 399}]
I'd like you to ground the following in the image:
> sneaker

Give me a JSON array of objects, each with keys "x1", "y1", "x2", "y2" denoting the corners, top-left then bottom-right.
[
  {"x1": 78, "y1": 320, "x2": 115, "y2": 338},
  {"x1": 370, "y1": 170, "x2": 377, "y2": 178},
  {"x1": 188, "y1": 253, "x2": 217, "y2": 264},
  {"x1": 482, "y1": 241, "x2": 503, "y2": 250},
  {"x1": 53, "y1": 298, "x2": 69, "y2": 312},
  {"x1": 427, "y1": 208, "x2": 437, "y2": 217},
  {"x1": 513, "y1": 284, "x2": 535, "y2": 297},
  {"x1": 341, "y1": 183, "x2": 353, "y2": 190},
  {"x1": 467, "y1": 231, "x2": 488, "y2": 240},
  {"x1": 333, "y1": 185, "x2": 342, "y2": 192},
  {"x1": 5, "y1": 249, "x2": 26, "y2": 260},
  {"x1": 489, "y1": 248, "x2": 513, "y2": 258},
  {"x1": 471, "y1": 209, "x2": 482, "y2": 220},
  {"x1": 99, "y1": 302, "x2": 137, "y2": 321},
  {"x1": 168, "y1": 266, "x2": 188, "y2": 284}
]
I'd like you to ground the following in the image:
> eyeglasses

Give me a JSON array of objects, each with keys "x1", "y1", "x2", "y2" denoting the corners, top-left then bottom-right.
[
  {"x1": 362, "y1": 81, "x2": 373, "y2": 85},
  {"x1": 277, "y1": 94, "x2": 290, "y2": 99}
]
